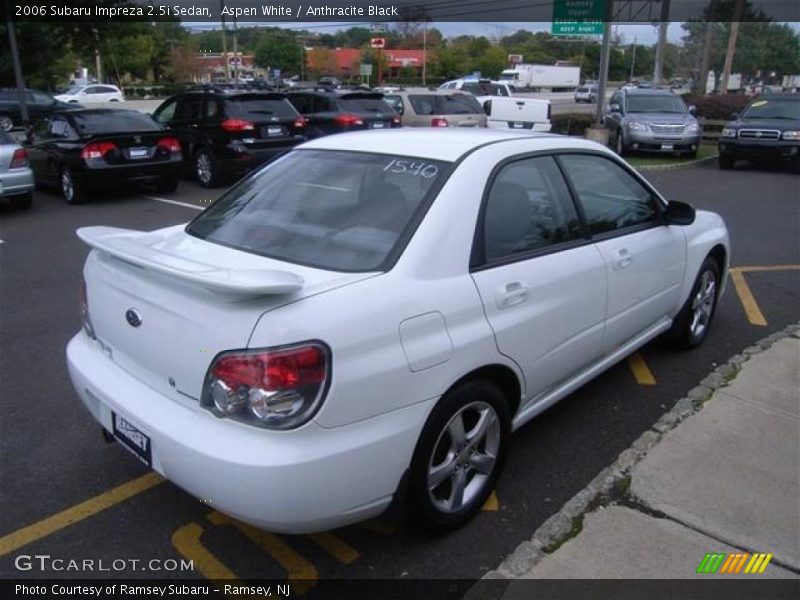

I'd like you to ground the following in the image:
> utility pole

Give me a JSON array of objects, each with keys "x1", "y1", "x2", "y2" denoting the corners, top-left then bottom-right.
[
  {"x1": 698, "y1": 0, "x2": 719, "y2": 94},
  {"x1": 6, "y1": 16, "x2": 28, "y2": 126},
  {"x1": 652, "y1": 0, "x2": 670, "y2": 85},
  {"x1": 220, "y1": 0, "x2": 230, "y2": 81},
  {"x1": 720, "y1": 0, "x2": 744, "y2": 95},
  {"x1": 422, "y1": 22, "x2": 427, "y2": 86},
  {"x1": 594, "y1": 0, "x2": 614, "y2": 127},
  {"x1": 630, "y1": 36, "x2": 637, "y2": 81},
  {"x1": 92, "y1": 28, "x2": 102, "y2": 81},
  {"x1": 232, "y1": 13, "x2": 239, "y2": 85}
]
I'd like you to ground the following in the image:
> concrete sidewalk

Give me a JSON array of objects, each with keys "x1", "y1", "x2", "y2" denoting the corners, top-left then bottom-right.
[{"x1": 479, "y1": 324, "x2": 799, "y2": 590}]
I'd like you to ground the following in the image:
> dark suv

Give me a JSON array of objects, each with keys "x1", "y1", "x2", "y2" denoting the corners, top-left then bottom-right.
[
  {"x1": 152, "y1": 88, "x2": 307, "y2": 187},
  {"x1": 0, "y1": 88, "x2": 78, "y2": 132},
  {"x1": 286, "y1": 90, "x2": 400, "y2": 139},
  {"x1": 718, "y1": 95, "x2": 800, "y2": 172}
]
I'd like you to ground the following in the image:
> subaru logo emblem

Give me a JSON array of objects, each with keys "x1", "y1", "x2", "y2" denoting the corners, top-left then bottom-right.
[
  {"x1": 133, "y1": 135, "x2": 142, "y2": 143},
  {"x1": 125, "y1": 309, "x2": 142, "y2": 328},
  {"x1": 755, "y1": 131, "x2": 762, "y2": 138}
]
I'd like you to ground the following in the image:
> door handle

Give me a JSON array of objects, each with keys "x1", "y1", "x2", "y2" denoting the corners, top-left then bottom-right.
[
  {"x1": 613, "y1": 248, "x2": 634, "y2": 270},
  {"x1": 496, "y1": 281, "x2": 528, "y2": 309}
]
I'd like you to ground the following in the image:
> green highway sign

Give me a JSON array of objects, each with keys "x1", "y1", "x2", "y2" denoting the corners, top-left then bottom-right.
[{"x1": 552, "y1": 0, "x2": 605, "y2": 36}]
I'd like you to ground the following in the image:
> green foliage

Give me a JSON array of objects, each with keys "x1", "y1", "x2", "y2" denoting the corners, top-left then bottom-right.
[
  {"x1": 254, "y1": 31, "x2": 301, "y2": 74},
  {"x1": 682, "y1": 93, "x2": 752, "y2": 119},
  {"x1": 550, "y1": 112, "x2": 596, "y2": 136}
]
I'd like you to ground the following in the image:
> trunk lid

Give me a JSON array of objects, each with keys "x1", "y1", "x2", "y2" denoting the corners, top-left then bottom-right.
[{"x1": 80, "y1": 225, "x2": 374, "y2": 403}]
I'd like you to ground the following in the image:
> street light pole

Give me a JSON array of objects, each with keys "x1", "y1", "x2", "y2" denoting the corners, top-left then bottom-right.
[
  {"x1": 220, "y1": 0, "x2": 230, "y2": 81},
  {"x1": 6, "y1": 17, "x2": 28, "y2": 126}
]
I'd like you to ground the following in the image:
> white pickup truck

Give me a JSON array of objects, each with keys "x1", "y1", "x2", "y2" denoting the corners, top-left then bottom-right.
[{"x1": 439, "y1": 79, "x2": 552, "y2": 132}]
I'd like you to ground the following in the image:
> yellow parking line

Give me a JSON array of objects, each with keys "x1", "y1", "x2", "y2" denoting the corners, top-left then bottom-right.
[
  {"x1": 172, "y1": 522, "x2": 241, "y2": 580},
  {"x1": 627, "y1": 353, "x2": 656, "y2": 386},
  {"x1": 0, "y1": 472, "x2": 164, "y2": 556},
  {"x1": 308, "y1": 532, "x2": 360, "y2": 564},
  {"x1": 482, "y1": 490, "x2": 499, "y2": 511},
  {"x1": 208, "y1": 511, "x2": 318, "y2": 594},
  {"x1": 733, "y1": 265, "x2": 800, "y2": 273},
  {"x1": 729, "y1": 270, "x2": 767, "y2": 326}
]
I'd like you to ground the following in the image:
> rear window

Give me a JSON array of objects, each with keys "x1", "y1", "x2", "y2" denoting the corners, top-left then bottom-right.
[
  {"x1": 187, "y1": 150, "x2": 451, "y2": 272},
  {"x1": 225, "y1": 96, "x2": 299, "y2": 120},
  {"x1": 461, "y1": 82, "x2": 509, "y2": 97},
  {"x1": 409, "y1": 94, "x2": 483, "y2": 116},
  {"x1": 338, "y1": 96, "x2": 395, "y2": 116},
  {"x1": 70, "y1": 111, "x2": 162, "y2": 135}
]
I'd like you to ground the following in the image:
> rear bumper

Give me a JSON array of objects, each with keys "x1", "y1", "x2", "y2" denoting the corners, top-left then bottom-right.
[
  {"x1": 81, "y1": 162, "x2": 181, "y2": 186},
  {"x1": 220, "y1": 137, "x2": 305, "y2": 174},
  {"x1": 718, "y1": 139, "x2": 800, "y2": 160},
  {"x1": 0, "y1": 166, "x2": 34, "y2": 197},
  {"x1": 66, "y1": 332, "x2": 431, "y2": 533}
]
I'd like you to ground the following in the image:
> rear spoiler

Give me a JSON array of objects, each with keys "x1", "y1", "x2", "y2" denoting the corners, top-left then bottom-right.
[{"x1": 77, "y1": 226, "x2": 303, "y2": 296}]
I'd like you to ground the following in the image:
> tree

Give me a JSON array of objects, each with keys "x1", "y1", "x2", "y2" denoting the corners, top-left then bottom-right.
[
  {"x1": 473, "y1": 47, "x2": 508, "y2": 79},
  {"x1": 306, "y1": 47, "x2": 338, "y2": 78},
  {"x1": 255, "y1": 31, "x2": 301, "y2": 74}
]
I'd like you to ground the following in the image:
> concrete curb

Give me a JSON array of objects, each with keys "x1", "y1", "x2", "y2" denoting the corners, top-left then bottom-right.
[
  {"x1": 467, "y1": 321, "x2": 800, "y2": 592},
  {"x1": 635, "y1": 153, "x2": 719, "y2": 172}
]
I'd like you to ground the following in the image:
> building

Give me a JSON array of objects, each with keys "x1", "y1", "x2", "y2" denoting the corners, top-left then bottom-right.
[
  {"x1": 191, "y1": 52, "x2": 264, "y2": 82},
  {"x1": 306, "y1": 48, "x2": 426, "y2": 79}
]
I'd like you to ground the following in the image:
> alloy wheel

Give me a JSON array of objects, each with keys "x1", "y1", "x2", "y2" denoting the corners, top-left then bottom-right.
[
  {"x1": 195, "y1": 152, "x2": 212, "y2": 186},
  {"x1": 690, "y1": 270, "x2": 716, "y2": 339},
  {"x1": 61, "y1": 169, "x2": 75, "y2": 202}
]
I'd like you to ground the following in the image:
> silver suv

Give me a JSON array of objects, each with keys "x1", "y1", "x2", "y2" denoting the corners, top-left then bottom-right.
[{"x1": 606, "y1": 88, "x2": 701, "y2": 157}]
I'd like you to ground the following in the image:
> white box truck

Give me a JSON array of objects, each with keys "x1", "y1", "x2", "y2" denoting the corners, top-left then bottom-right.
[
  {"x1": 499, "y1": 64, "x2": 581, "y2": 91},
  {"x1": 782, "y1": 74, "x2": 800, "y2": 92}
]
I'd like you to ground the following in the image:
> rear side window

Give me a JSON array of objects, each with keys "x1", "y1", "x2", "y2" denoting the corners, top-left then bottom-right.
[
  {"x1": 339, "y1": 96, "x2": 395, "y2": 116},
  {"x1": 482, "y1": 156, "x2": 583, "y2": 262},
  {"x1": 409, "y1": 94, "x2": 483, "y2": 116},
  {"x1": 225, "y1": 96, "x2": 299, "y2": 120},
  {"x1": 559, "y1": 154, "x2": 659, "y2": 235},
  {"x1": 187, "y1": 150, "x2": 451, "y2": 272},
  {"x1": 461, "y1": 82, "x2": 509, "y2": 97},
  {"x1": 70, "y1": 111, "x2": 162, "y2": 135}
]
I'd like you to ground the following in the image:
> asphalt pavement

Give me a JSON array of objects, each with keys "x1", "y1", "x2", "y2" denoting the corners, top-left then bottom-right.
[{"x1": 0, "y1": 159, "x2": 798, "y2": 586}]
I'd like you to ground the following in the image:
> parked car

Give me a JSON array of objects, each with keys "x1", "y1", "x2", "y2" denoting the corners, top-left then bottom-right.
[
  {"x1": 0, "y1": 88, "x2": 79, "y2": 132},
  {"x1": 718, "y1": 95, "x2": 800, "y2": 172},
  {"x1": 68, "y1": 129, "x2": 729, "y2": 534},
  {"x1": 606, "y1": 88, "x2": 701, "y2": 157},
  {"x1": 25, "y1": 109, "x2": 182, "y2": 204},
  {"x1": 440, "y1": 78, "x2": 514, "y2": 98},
  {"x1": 286, "y1": 90, "x2": 400, "y2": 138},
  {"x1": 152, "y1": 88, "x2": 307, "y2": 188},
  {"x1": 317, "y1": 76, "x2": 341, "y2": 90},
  {"x1": 383, "y1": 89, "x2": 486, "y2": 128},
  {"x1": 574, "y1": 85, "x2": 599, "y2": 103},
  {"x1": 55, "y1": 84, "x2": 125, "y2": 104},
  {"x1": 0, "y1": 128, "x2": 34, "y2": 209}
]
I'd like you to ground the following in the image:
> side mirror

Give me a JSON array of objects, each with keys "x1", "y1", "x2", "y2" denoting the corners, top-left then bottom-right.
[
  {"x1": 665, "y1": 200, "x2": 696, "y2": 226},
  {"x1": 609, "y1": 103, "x2": 621, "y2": 113},
  {"x1": 483, "y1": 100, "x2": 492, "y2": 116},
  {"x1": 729, "y1": 111, "x2": 740, "y2": 120},
  {"x1": 688, "y1": 105, "x2": 697, "y2": 116}
]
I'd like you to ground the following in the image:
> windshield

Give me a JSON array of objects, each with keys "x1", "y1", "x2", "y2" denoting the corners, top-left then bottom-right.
[
  {"x1": 742, "y1": 99, "x2": 800, "y2": 120},
  {"x1": 63, "y1": 86, "x2": 83, "y2": 95},
  {"x1": 626, "y1": 95, "x2": 687, "y2": 114},
  {"x1": 339, "y1": 96, "x2": 395, "y2": 116},
  {"x1": 499, "y1": 72, "x2": 518, "y2": 81},
  {"x1": 187, "y1": 150, "x2": 451, "y2": 272},
  {"x1": 461, "y1": 82, "x2": 509, "y2": 97},
  {"x1": 226, "y1": 96, "x2": 298, "y2": 120},
  {"x1": 70, "y1": 111, "x2": 162, "y2": 135}
]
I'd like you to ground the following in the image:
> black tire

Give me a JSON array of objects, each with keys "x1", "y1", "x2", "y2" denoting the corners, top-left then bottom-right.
[
  {"x1": 408, "y1": 380, "x2": 511, "y2": 530},
  {"x1": 718, "y1": 154, "x2": 735, "y2": 170},
  {"x1": 668, "y1": 257, "x2": 721, "y2": 349},
  {"x1": 790, "y1": 157, "x2": 800, "y2": 174},
  {"x1": 9, "y1": 192, "x2": 32, "y2": 210},
  {"x1": 155, "y1": 177, "x2": 179, "y2": 193},
  {"x1": 193, "y1": 148, "x2": 221, "y2": 188},
  {"x1": 60, "y1": 166, "x2": 86, "y2": 204},
  {"x1": 615, "y1": 130, "x2": 627, "y2": 156}
]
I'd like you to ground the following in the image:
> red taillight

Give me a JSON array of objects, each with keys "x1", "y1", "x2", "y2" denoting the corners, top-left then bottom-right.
[
  {"x1": 392, "y1": 115, "x2": 401, "y2": 125},
  {"x1": 79, "y1": 280, "x2": 95, "y2": 339},
  {"x1": 204, "y1": 343, "x2": 330, "y2": 429},
  {"x1": 221, "y1": 118, "x2": 255, "y2": 132},
  {"x1": 9, "y1": 148, "x2": 28, "y2": 169},
  {"x1": 81, "y1": 141, "x2": 117, "y2": 160},
  {"x1": 335, "y1": 114, "x2": 364, "y2": 126},
  {"x1": 431, "y1": 118, "x2": 449, "y2": 128},
  {"x1": 293, "y1": 117, "x2": 306, "y2": 128},
  {"x1": 157, "y1": 136, "x2": 181, "y2": 153}
]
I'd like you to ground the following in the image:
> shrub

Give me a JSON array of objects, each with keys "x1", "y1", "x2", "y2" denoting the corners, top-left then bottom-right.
[
  {"x1": 683, "y1": 93, "x2": 751, "y2": 120},
  {"x1": 551, "y1": 112, "x2": 596, "y2": 136}
]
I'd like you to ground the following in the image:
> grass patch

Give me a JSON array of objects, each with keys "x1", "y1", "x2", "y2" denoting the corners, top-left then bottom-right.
[{"x1": 626, "y1": 143, "x2": 718, "y2": 168}]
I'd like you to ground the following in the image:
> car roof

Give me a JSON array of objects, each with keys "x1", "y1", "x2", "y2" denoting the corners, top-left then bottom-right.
[
  {"x1": 387, "y1": 88, "x2": 476, "y2": 96},
  {"x1": 54, "y1": 108, "x2": 146, "y2": 117},
  {"x1": 623, "y1": 88, "x2": 676, "y2": 96},
  {"x1": 300, "y1": 129, "x2": 591, "y2": 162}
]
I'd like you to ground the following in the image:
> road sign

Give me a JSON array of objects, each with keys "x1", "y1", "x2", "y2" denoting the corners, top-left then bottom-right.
[
  {"x1": 370, "y1": 37, "x2": 386, "y2": 49},
  {"x1": 552, "y1": 0, "x2": 604, "y2": 36},
  {"x1": 360, "y1": 64, "x2": 373, "y2": 76},
  {"x1": 508, "y1": 54, "x2": 523, "y2": 64}
]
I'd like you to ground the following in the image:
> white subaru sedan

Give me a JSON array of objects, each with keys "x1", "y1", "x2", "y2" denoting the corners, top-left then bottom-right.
[{"x1": 67, "y1": 130, "x2": 729, "y2": 533}]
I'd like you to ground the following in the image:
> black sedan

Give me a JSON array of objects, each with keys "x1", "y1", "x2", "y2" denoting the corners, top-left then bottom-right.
[
  {"x1": 26, "y1": 109, "x2": 183, "y2": 204},
  {"x1": 718, "y1": 95, "x2": 800, "y2": 172},
  {"x1": 0, "y1": 88, "x2": 80, "y2": 132}
]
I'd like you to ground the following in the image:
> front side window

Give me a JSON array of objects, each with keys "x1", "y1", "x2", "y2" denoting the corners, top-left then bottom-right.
[
  {"x1": 154, "y1": 98, "x2": 178, "y2": 124},
  {"x1": 187, "y1": 150, "x2": 451, "y2": 272},
  {"x1": 559, "y1": 154, "x2": 660, "y2": 235},
  {"x1": 482, "y1": 156, "x2": 583, "y2": 262}
]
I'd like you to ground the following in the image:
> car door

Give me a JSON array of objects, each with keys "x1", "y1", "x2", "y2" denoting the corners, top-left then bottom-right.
[
  {"x1": 470, "y1": 155, "x2": 608, "y2": 405},
  {"x1": 558, "y1": 153, "x2": 686, "y2": 350}
]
